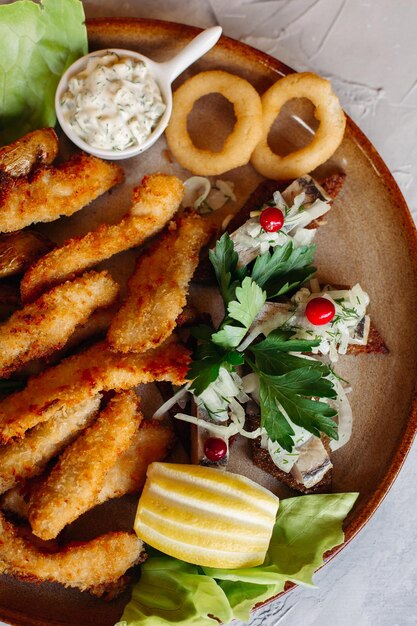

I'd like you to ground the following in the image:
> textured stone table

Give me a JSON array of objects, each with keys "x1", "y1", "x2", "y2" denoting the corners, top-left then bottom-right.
[{"x1": 2, "y1": 1, "x2": 417, "y2": 625}]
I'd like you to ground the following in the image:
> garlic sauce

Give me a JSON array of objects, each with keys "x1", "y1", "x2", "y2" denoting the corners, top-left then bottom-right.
[{"x1": 60, "y1": 52, "x2": 166, "y2": 151}]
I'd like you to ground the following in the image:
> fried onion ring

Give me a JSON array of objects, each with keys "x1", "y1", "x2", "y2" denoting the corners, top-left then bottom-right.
[
  {"x1": 165, "y1": 70, "x2": 263, "y2": 175},
  {"x1": 251, "y1": 72, "x2": 346, "y2": 180}
]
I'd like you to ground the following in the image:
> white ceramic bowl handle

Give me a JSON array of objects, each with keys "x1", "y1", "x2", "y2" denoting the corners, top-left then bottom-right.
[{"x1": 161, "y1": 26, "x2": 222, "y2": 84}]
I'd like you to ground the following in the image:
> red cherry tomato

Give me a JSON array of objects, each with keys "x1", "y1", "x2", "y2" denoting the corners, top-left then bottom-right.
[
  {"x1": 305, "y1": 297, "x2": 336, "y2": 326},
  {"x1": 204, "y1": 437, "x2": 228, "y2": 462},
  {"x1": 259, "y1": 207, "x2": 284, "y2": 232}
]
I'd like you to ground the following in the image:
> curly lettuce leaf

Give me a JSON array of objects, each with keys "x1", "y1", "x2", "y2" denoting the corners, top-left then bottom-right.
[
  {"x1": 117, "y1": 493, "x2": 358, "y2": 626},
  {"x1": 0, "y1": 0, "x2": 87, "y2": 144}
]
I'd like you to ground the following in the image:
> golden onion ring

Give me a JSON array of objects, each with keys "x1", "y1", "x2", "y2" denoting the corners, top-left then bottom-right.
[
  {"x1": 165, "y1": 70, "x2": 263, "y2": 175},
  {"x1": 251, "y1": 72, "x2": 346, "y2": 180}
]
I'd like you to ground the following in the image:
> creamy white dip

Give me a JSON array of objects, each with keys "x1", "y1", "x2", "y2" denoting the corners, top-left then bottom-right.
[{"x1": 60, "y1": 52, "x2": 166, "y2": 151}]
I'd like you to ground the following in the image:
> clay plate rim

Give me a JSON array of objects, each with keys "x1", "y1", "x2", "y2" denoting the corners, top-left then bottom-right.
[
  {"x1": 0, "y1": 16, "x2": 416, "y2": 626},
  {"x1": 87, "y1": 12, "x2": 417, "y2": 554}
]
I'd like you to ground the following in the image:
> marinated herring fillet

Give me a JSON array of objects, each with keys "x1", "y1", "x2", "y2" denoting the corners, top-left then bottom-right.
[
  {"x1": 0, "y1": 511, "x2": 145, "y2": 595},
  {"x1": 28, "y1": 391, "x2": 140, "y2": 540},
  {"x1": 0, "y1": 128, "x2": 58, "y2": 178},
  {"x1": 0, "y1": 271, "x2": 119, "y2": 378},
  {"x1": 0, "y1": 395, "x2": 101, "y2": 495},
  {"x1": 0, "y1": 339, "x2": 190, "y2": 443},
  {"x1": 108, "y1": 213, "x2": 213, "y2": 353},
  {"x1": 0, "y1": 152, "x2": 124, "y2": 233},
  {"x1": 21, "y1": 173, "x2": 184, "y2": 302}
]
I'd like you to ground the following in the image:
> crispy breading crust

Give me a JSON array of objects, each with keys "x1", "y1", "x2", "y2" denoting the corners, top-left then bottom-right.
[
  {"x1": 1, "y1": 419, "x2": 173, "y2": 520},
  {"x1": 0, "y1": 128, "x2": 58, "y2": 178},
  {"x1": 0, "y1": 395, "x2": 101, "y2": 495},
  {"x1": 21, "y1": 173, "x2": 184, "y2": 302},
  {"x1": 0, "y1": 271, "x2": 119, "y2": 378},
  {"x1": 0, "y1": 153, "x2": 124, "y2": 233},
  {"x1": 0, "y1": 340, "x2": 190, "y2": 443},
  {"x1": 0, "y1": 511, "x2": 145, "y2": 595},
  {"x1": 28, "y1": 391, "x2": 140, "y2": 540},
  {"x1": 97, "y1": 419, "x2": 174, "y2": 503},
  {"x1": 108, "y1": 213, "x2": 214, "y2": 354}
]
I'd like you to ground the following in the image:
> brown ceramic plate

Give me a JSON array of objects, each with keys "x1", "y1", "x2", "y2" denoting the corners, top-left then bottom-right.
[{"x1": 1, "y1": 17, "x2": 417, "y2": 626}]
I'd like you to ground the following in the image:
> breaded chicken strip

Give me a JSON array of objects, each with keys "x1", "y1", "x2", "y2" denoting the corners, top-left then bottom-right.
[
  {"x1": 0, "y1": 128, "x2": 58, "y2": 178},
  {"x1": 0, "y1": 339, "x2": 190, "y2": 443},
  {"x1": 97, "y1": 419, "x2": 174, "y2": 502},
  {"x1": 0, "y1": 153, "x2": 124, "y2": 233},
  {"x1": 28, "y1": 391, "x2": 140, "y2": 540},
  {"x1": 0, "y1": 484, "x2": 30, "y2": 519},
  {"x1": 21, "y1": 173, "x2": 184, "y2": 302},
  {"x1": 0, "y1": 395, "x2": 101, "y2": 494},
  {"x1": 0, "y1": 511, "x2": 145, "y2": 595},
  {"x1": 2, "y1": 419, "x2": 173, "y2": 519},
  {"x1": 108, "y1": 213, "x2": 213, "y2": 354},
  {"x1": 0, "y1": 271, "x2": 119, "y2": 378}
]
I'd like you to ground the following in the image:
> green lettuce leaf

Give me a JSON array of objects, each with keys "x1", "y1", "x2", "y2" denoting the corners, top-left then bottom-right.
[
  {"x1": 218, "y1": 580, "x2": 284, "y2": 622},
  {"x1": 115, "y1": 556, "x2": 233, "y2": 626},
  {"x1": 0, "y1": 0, "x2": 87, "y2": 144},
  {"x1": 203, "y1": 492, "x2": 358, "y2": 586},
  {"x1": 117, "y1": 492, "x2": 358, "y2": 626}
]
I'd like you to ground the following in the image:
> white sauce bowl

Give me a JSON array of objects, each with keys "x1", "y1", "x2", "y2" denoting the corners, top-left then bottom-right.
[{"x1": 55, "y1": 26, "x2": 222, "y2": 160}]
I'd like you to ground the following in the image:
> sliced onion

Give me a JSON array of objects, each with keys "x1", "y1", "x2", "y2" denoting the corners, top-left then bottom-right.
[
  {"x1": 183, "y1": 176, "x2": 211, "y2": 209},
  {"x1": 285, "y1": 198, "x2": 330, "y2": 232},
  {"x1": 152, "y1": 383, "x2": 191, "y2": 420},
  {"x1": 330, "y1": 379, "x2": 353, "y2": 451},
  {"x1": 174, "y1": 412, "x2": 242, "y2": 438}
]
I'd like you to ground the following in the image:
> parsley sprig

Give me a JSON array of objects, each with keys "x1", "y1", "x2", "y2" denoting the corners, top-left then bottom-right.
[{"x1": 187, "y1": 232, "x2": 339, "y2": 450}]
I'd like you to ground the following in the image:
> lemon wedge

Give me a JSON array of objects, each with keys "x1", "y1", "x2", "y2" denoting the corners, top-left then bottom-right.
[{"x1": 134, "y1": 462, "x2": 279, "y2": 569}]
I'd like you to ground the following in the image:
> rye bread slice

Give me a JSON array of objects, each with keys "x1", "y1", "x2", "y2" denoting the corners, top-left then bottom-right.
[{"x1": 246, "y1": 406, "x2": 333, "y2": 495}]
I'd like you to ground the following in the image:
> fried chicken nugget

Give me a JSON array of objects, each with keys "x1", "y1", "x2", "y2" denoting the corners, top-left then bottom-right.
[
  {"x1": 0, "y1": 511, "x2": 145, "y2": 595},
  {"x1": 0, "y1": 153, "x2": 124, "y2": 233},
  {"x1": 108, "y1": 213, "x2": 213, "y2": 354},
  {"x1": 0, "y1": 271, "x2": 119, "y2": 378},
  {"x1": 0, "y1": 339, "x2": 190, "y2": 443},
  {"x1": 0, "y1": 395, "x2": 102, "y2": 495},
  {"x1": 21, "y1": 173, "x2": 184, "y2": 302},
  {"x1": 28, "y1": 391, "x2": 140, "y2": 540}
]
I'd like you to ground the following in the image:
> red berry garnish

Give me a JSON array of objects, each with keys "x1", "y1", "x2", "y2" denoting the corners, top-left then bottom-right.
[
  {"x1": 305, "y1": 297, "x2": 336, "y2": 326},
  {"x1": 204, "y1": 437, "x2": 228, "y2": 462},
  {"x1": 259, "y1": 207, "x2": 284, "y2": 232}
]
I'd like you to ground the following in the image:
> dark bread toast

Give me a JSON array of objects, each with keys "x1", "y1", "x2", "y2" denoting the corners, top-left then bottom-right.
[
  {"x1": 245, "y1": 404, "x2": 333, "y2": 495},
  {"x1": 347, "y1": 323, "x2": 388, "y2": 355}
]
